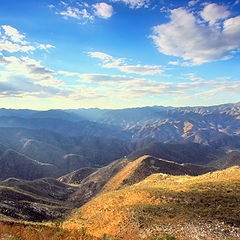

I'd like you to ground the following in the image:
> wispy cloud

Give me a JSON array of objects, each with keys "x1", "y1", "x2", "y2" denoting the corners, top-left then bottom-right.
[
  {"x1": 111, "y1": 0, "x2": 150, "y2": 9},
  {"x1": 59, "y1": 6, "x2": 94, "y2": 21},
  {"x1": 188, "y1": 0, "x2": 200, "y2": 7},
  {"x1": 53, "y1": 1, "x2": 113, "y2": 23},
  {"x1": 1, "y1": 24, "x2": 239, "y2": 106},
  {"x1": 88, "y1": 51, "x2": 165, "y2": 75},
  {"x1": 0, "y1": 25, "x2": 54, "y2": 53}
]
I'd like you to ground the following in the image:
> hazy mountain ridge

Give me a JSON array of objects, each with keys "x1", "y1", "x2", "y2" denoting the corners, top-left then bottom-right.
[
  {"x1": 0, "y1": 149, "x2": 58, "y2": 181},
  {"x1": 0, "y1": 102, "x2": 239, "y2": 181},
  {"x1": 0, "y1": 103, "x2": 239, "y2": 146},
  {"x1": 0, "y1": 103, "x2": 239, "y2": 202},
  {"x1": 0, "y1": 127, "x2": 132, "y2": 177},
  {"x1": 127, "y1": 141, "x2": 224, "y2": 165}
]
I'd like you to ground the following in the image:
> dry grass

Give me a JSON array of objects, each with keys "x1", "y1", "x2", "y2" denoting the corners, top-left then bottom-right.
[
  {"x1": 102, "y1": 155, "x2": 149, "y2": 192},
  {"x1": 183, "y1": 121, "x2": 194, "y2": 135},
  {"x1": 64, "y1": 166, "x2": 240, "y2": 240},
  {"x1": 0, "y1": 221, "x2": 99, "y2": 240}
]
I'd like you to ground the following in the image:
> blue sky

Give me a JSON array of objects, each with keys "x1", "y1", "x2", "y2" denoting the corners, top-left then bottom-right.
[{"x1": 0, "y1": 0, "x2": 239, "y2": 109}]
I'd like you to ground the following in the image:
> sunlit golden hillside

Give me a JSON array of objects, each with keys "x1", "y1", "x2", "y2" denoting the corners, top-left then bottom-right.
[{"x1": 64, "y1": 166, "x2": 240, "y2": 240}]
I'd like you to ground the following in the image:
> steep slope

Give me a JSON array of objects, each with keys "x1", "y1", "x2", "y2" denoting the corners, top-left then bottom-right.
[
  {"x1": 64, "y1": 166, "x2": 240, "y2": 240},
  {"x1": 0, "y1": 178, "x2": 77, "y2": 221},
  {"x1": 68, "y1": 155, "x2": 215, "y2": 207},
  {"x1": 103, "y1": 155, "x2": 216, "y2": 192},
  {"x1": 0, "y1": 149, "x2": 58, "y2": 180},
  {"x1": 58, "y1": 167, "x2": 97, "y2": 184},
  {"x1": 69, "y1": 158, "x2": 130, "y2": 206}
]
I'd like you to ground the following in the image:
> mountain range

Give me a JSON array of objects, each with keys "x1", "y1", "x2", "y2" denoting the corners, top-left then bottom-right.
[
  {"x1": 0, "y1": 102, "x2": 239, "y2": 240},
  {"x1": 0, "y1": 102, "x2": 238, "y2": 180}
]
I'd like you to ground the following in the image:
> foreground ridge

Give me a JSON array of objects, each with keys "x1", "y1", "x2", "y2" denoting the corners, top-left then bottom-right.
[{"x1": 64, "y1": 166, "x2": 240, "y2": 240}]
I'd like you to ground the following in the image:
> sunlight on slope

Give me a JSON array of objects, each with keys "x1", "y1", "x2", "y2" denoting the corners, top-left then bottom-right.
[
  {"x1": 102, "y1": 155, "x2": 150, "y2": 192},
  {"x1": 64, "y1": 166, "x2": 240, "y2": 240}
]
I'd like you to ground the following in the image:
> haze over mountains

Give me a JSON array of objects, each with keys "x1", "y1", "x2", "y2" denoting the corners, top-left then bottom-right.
[
  {"x1": 0, "y1": 102, "x2": 239, "y2": 239},
  {"x1": 0, "y1": 102, "x2": 239, "y2": 180}
]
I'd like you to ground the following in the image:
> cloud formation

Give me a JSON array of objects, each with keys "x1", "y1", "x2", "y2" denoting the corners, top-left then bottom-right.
[
  {"x1": 2, "y1": 25, "x2": 27, "y2": 44},
  {"x1": 111, "y1": 0, "x2": 149, "y2": 8},
  {"x1": 88, "y1": 51, "x2": 165, "y2": 75},
  {"x1": 200, "y1": 3, "x2": 230, "y2": 25},
  {"x1": 93, "y1": 3, "x2": 113, "y2": 19},
  {"x1": 1, "y1": 22, "x2": 239, "y2": 107},
  {"x1": 151, "y1": 3, "x2": 240, "y2": 65},
  {"x1": 0, "y1": 25, "x2": 54, "y2": 54},
  {"x1": 56, "y1": 1, "x2": 113, "y2": 22},
  {"x1": 59, "y1": 6, "x2": 94, "y2": 20}
]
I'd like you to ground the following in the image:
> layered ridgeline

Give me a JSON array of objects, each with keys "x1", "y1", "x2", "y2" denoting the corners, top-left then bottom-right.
[
  {"x1": 0, "y1": 127, "x2": 131, "y2": 179},
  {"x1": 0, "y1": 102, "x2": 239, "y2": 143},
  {"x1": 0, "y1": 102, "x2": 239, "y2": 181},
  {"x1": 0, "y1": 155, "x2": 215, "y2": 221}
]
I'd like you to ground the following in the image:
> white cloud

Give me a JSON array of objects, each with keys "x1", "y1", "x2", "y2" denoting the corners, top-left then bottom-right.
[
  {"x1": 181, "y1": 73, "x2": 204, "y2": 82},
  {"x1": 188, "y1": 0, "x2": 200, "y2": 6},
  {"x1": 111, "y1": 0, "x2": 149, "y2": 8},
  {"x1": 200, "y1": 3, "x2": 230, "y2": 25},
  {"x1": 59, "y1": 69, "x2": 240, "y2": 101},
  {"x1": 93, "y1": 3, "x2": 113, "y2": 19},
  {"x1": 1, "y1": 46, "x2": 238, "y2": 102},
  {"x1": 0, "y1": 25, "x2": 54, "y2": 54},
  {"x1": 88, "y1": 51, "x2": 165, "y2": 75},
  {"x1": 38, "y1": 44, "x2": 55, "y2": 50},
  {"x1": 56, "y1": 2, "x2": 113, "y2": 23},
  {"x1": 2, "y1": 25, "x2": 26, "y2": 44},
  {"x1": 0, "y1": 40, "x2": 35, "y2": 53},
  {"x1": 59, "y1": 7, "x2": 94, "y2": 20},
  {"x1": 0, "y1": 55, "x2": 61, "y2": 87},
  {"x1": 88, "y1": 51, "x2": 113, "y2": 61},
  {"x1": 151, "y1": 5, "x2": 240, "y2": 65}
]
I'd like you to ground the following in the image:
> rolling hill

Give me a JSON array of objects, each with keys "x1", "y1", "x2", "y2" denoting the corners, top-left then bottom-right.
[
  {"x1": 64, "y1": 166, "x2": 240, "y2": 240},
  {"x1": 102, "y1": 155, "x2": 216, "y2": 192},
  {"x1": 66, "y1": 155, "x2": 215, "y2": 208}
]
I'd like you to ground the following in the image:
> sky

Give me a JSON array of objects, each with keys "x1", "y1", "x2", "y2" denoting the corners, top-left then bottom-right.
[{"x1": 0, "y1": 0, "x2": 239, "y2": 110}]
